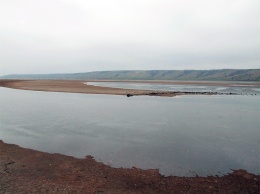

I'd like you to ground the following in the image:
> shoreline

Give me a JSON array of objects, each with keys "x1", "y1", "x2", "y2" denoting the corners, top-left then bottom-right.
[
  {"x1": 1, "y1": 140, "x2": 259, "y2": 193},
  {"x1": 1, "y1": 80, "x2": 260, "y2": 192},
  {"x1": 1, "y1": 79, "x2": 259, "y2": 97}
]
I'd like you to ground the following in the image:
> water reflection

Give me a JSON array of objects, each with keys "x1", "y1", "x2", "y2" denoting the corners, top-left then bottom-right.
[{"x1": 0, "y1": 87, "x2": 259, "y2": 176}]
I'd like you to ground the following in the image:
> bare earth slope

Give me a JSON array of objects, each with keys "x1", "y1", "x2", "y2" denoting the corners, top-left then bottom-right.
[{"x1": 0, "y1": 140, "x2": 259, "y2": 194}]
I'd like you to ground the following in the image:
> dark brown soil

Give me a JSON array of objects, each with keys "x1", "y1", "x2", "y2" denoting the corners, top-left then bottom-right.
[{"x1": 0, "y1": 140, "x2": 259, "y2": 194}]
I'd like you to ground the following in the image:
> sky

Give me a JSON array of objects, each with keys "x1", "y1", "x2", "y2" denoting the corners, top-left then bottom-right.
[{"x1": 0, "y1": 0, "x2": 260, "y2": 76}]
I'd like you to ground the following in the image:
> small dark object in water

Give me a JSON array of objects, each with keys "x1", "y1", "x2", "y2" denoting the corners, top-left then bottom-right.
[{"x1": 127, "y1": 94, "x2": 133, "y2": 97}]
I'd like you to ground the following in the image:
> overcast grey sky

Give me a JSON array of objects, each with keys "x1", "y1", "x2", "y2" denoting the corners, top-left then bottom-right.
[{"x1": 0, "y1": 0, "x2": 259, "y2": 75}]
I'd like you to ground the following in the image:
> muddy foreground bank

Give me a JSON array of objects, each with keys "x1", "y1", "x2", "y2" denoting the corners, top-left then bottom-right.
[{"x1": 0, "y1": 140, "x2": 259, "y2": 193}]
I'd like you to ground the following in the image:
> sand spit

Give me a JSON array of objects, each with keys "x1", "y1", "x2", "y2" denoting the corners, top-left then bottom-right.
[
  {"x1": 1, "y1": 79, "x2": 258, "y2": 97},
  {"x1": 0, "y1": 80, "x2": 146, "y2": 95},
  {"x1": 0, "y1": 140, "x2": 259, "y2": 193}
]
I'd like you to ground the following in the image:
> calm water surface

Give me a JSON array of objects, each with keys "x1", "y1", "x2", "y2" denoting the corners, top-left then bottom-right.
[
  {"x1": 0, "y1": 87, "x2": 259, "y2": 176},
  {"x1": 88, "y1": 81, "x2": 260, "y2": 95}
]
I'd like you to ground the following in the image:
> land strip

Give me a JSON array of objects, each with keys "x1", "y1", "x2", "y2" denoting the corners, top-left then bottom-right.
[{"x1": 1, "y1": 80, "x2": 259, "y2": 97}]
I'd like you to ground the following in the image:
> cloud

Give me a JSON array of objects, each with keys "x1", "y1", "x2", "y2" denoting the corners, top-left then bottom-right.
[{"x1": 0, "y1": 0, "x2": 259, "y2": 75}]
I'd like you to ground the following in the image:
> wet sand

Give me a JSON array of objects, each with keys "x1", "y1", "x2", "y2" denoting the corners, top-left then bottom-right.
[
  {"x1": 0, "y1": 140, "x2": 259, "y2": 193},
  {"x1": 1, "y1": 79, "x2": 258, "y2": 97},
  {"x1": 0, "y1": 80, "x2": 146, "y2": 95}
]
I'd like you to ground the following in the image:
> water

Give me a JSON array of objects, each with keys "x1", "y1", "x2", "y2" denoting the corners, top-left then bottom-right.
[
  {"x1": 87, "y1": 81, "x2": 260, "y2": 95},
  {"x1": 0, "y1": 87, "x2": 259, "y2": 176}
]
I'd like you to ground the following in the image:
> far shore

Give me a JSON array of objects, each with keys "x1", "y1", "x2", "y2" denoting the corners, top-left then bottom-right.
[{"x1": 1, "y1": 79, "x2": 259, "y2": 97}]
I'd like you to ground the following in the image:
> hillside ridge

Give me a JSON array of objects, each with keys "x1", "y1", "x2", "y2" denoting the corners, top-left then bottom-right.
[{"x1": 1, "y1": 69, "x2": 260, "y2": 81}]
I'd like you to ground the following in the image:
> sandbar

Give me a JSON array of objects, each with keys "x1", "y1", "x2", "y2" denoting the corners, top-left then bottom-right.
[{"x1": 1, "y1": 79, "x2": 258, "y2": 97}]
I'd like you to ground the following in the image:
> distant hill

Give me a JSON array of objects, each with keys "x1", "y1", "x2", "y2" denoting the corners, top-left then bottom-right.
[{"x1": 1, "y1": 69, "x2": 260, "y2": 81}]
